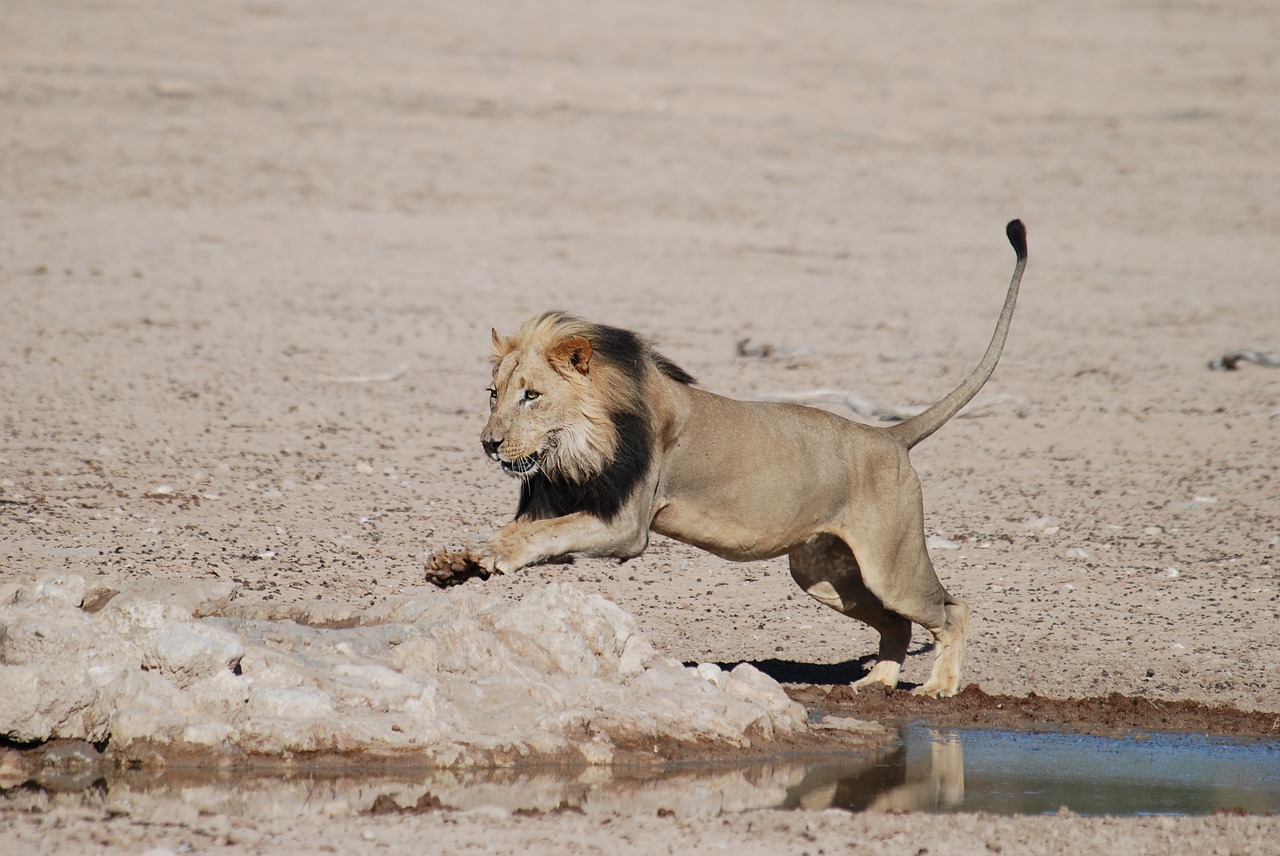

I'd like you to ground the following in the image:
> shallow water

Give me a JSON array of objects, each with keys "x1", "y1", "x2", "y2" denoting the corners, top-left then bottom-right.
[
  {"x1": 7, "y1": 724, "x2": 1278, "y2": 818},
  {"x1": 788, "y1": 723, "x2": 1280, "y2": 816}
]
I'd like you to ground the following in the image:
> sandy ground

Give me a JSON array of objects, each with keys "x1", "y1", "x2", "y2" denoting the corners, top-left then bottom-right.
[{"x1": 2, "y1": 0, "x2": 1279, "y2": 851}]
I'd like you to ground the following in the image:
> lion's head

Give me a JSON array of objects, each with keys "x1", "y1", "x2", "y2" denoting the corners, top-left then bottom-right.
[
  {"x1": 483, "y1": 313, "x2": 612, "y2": 484},
  {"x1": 481, "y1": 312, "x2": 694, "y2": 491}
]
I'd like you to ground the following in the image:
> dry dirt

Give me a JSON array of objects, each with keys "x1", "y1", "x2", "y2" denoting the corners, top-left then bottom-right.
[{"x1": 2, "y1": 0, "x2": 1279, "y2": 852}]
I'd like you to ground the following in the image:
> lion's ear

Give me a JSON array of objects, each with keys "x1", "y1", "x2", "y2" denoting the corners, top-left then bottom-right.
[
  {"x1": 491, "y1": 328, "x2": 514, "y2": 363},
  {"x1": 550, "y1": 335, "x2": 592, "y2": 376}
]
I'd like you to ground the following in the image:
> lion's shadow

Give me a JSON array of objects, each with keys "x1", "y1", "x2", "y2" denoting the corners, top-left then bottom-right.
[
  {"x1": 701, "y1": 643, "x2": 936, "y2": 687},
  {"x1": 714, "y1": 658, "x2": 870, "y2": 685}
]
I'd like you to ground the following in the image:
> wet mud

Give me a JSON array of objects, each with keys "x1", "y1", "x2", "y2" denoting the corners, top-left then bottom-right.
[{"x1": 790, "y1": 683, "x2": 1280, "y2": 740}]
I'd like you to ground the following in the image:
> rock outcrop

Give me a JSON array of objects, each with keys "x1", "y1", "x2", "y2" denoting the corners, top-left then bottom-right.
[{"x1": 1, "y1": 574, "x2": 818, "y2": 766}]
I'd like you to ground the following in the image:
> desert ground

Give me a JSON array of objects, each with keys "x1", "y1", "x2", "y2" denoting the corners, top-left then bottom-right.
[{"x1": 2, "y1": 0, "x2": 1279, "y2": 852}]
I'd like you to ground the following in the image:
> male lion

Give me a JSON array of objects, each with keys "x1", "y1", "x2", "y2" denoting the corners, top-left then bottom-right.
[{"x1": 427, "y1": 221, "x2": 1028, "y2": 698}]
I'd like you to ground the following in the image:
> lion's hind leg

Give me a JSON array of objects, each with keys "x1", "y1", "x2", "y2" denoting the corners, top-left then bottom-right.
[
  {"x1": 788, "y1": 534, "x2": 911, "y2": 691},
  {"x1": 914, "y1": 595, "x2": 969, "y2": 699},
  {"x1": 856, "y1": 531, "x2": 968, "y2": 699}
]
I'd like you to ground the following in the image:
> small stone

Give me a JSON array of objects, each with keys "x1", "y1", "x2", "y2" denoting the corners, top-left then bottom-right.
[{"x1": 926, "y1": 535, "x2": 960, "y2": 550}]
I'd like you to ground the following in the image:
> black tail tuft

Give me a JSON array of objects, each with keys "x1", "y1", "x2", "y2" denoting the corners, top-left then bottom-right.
[{"x1": 1006, "y1": 219, "x2": 1027, "y2": 260}]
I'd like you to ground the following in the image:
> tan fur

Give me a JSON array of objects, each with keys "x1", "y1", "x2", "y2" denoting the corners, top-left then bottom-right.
[{"x1": 427, "y1": 222, "x2": 1028, "y2": 698}]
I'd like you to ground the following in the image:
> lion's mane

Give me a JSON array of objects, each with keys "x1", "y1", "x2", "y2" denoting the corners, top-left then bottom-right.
[{"x1": 500, "y1": 311, "x2": 694, "y2": 521}]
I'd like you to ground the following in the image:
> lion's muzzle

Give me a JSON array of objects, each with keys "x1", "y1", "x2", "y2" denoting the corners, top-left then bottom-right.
[{"x1": 482, "y1": 438, "x2": 540, "y2": 478}]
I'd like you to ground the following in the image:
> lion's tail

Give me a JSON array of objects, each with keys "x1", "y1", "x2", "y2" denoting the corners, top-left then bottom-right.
[{"x1": 887, "y1": 220, "x2": 1028, "y2": 451}]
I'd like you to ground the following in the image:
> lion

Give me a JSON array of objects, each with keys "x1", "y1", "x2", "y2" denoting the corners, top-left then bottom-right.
[{"x1": 427, "y1": 220, "x2": 1028, "y2": 697}]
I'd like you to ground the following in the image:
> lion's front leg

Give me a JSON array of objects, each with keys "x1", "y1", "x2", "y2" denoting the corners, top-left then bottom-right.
[
  {"x1": 424, "y1": 547, "x2": 495, "y2": 588},
  {"x1": 479, "y1": 510, "x2": 650, "y2": 573},
  {"x1": 425, "y1": 510, "x2": 649, "y2": 587}
]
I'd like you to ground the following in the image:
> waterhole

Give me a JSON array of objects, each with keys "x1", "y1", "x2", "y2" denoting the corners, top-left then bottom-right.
[
  {"x1": 787, "y1": 723, "x2": 1280, "y2": 816},
  {"x1": 7, "y1": 724, "x2": 1277, "y2": 818}
]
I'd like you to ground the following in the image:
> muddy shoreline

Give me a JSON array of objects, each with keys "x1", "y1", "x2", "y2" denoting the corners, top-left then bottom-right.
[
  {"x1": 796, "y1": 684, "x2": 1280, "y2": 741},
  {"x1": 5, "y1": 685, "x2": 1275, "y2": 794}
]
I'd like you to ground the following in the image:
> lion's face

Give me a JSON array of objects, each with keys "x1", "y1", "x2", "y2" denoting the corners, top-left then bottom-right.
[{"x1": 482, "y1": 324, "x2": 615, "y2": 484}]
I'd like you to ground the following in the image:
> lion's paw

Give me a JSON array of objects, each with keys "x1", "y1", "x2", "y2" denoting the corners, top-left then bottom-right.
[{"x1": 424, "y1": 548, "x2": 497, "y2": 588}]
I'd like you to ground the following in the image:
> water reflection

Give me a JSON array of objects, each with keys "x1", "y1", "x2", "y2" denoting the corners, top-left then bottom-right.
[
  {"x1": 784, "y1": 729, "x2": 964, "y2": 813},
  {"x1": 893, "y1": 723, "x2": 1280, "y2": 816},
  {"x1": 4, "y1": 724, "x2": 1278, "y2": 818},
  {"x1": 788, "y1": 723, "x2": 1280, "y2": 816}
]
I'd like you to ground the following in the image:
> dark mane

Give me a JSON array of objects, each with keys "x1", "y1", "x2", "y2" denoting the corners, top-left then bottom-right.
[
  {"x1": 654, "y1": 353, "x2": 696, "y2": 385},
  {"x1": 514, "y1": 315, "x2": 690, "y2": 522},
  {"x1": 517, "y1": 409, "x2": 651, "y2": 522},
  {"x1": 586, "y1": 320, "x2": 695, "y2": 387}
]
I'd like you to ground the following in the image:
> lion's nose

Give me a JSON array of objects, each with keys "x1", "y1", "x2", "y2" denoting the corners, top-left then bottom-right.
[{"x1": 481, "y1": 438, "x2": 501, "y2": 459}]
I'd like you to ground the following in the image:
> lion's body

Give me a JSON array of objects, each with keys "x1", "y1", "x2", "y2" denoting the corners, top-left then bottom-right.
[
  {"x1": 652, "y1": 389, "x2": 894, "y2": 562},
  {"x1": 427, "y1": 221, "x2": 1028, "y2": 698}
]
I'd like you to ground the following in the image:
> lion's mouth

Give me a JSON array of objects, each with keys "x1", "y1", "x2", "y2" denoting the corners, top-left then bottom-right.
[{"x1": 498, "y1": 453, "x2": 540, "y2": 478}]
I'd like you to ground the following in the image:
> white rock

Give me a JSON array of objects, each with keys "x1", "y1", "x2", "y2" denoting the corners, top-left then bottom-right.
[
  {"x1": 182, "y1": 720, "x2": 240, "y2": 747},
  {"x1": 143, "y1": 620, "x2": 244, "y2": 688},
  {"x1": 619, "y1": 634, "x2": 655, "y2": 675},
  {"x1": 255, "y1": 686, "x2": 337, "y2": 718},
  {"x1": 724, "y1": 663, "x2": 805, "y2": 723},
  {"x1": 14, "y1": 574, "x2": 86, "y2": 608},
  {"x1": 0, "y1": 664, "x2": 110, "y2": 743},
  {"x1": 99, "y1": 597, "x2": 175, "y2": 635},
  {"x1": 0, "y1": 575, "x2": 842, "y2": 764},
  {"x1": 696, "y1": 662, "x2": 725, "y2": 686}
]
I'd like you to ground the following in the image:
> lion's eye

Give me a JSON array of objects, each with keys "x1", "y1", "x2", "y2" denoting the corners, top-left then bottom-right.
[
  {"x1": 487, "y1": 387, "x2": 498, "y2": 401},
  {"x1": 522, "y1": 390, "x2": 541, "y2": 402}
]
